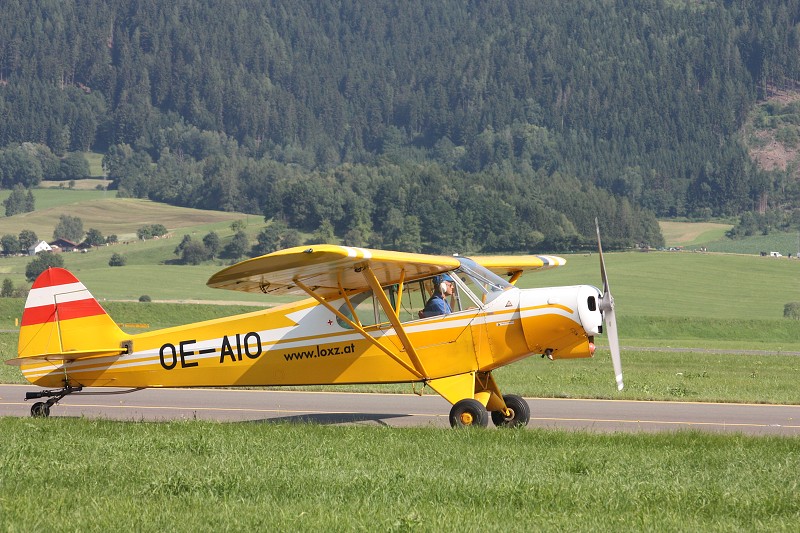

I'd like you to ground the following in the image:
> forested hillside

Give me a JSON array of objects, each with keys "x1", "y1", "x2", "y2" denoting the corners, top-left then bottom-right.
[{"x1": 2, "y1": 0, "x2": 800, "y2": 253}]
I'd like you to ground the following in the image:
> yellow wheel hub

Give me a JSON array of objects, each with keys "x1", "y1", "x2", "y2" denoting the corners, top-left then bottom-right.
[{"x1": 460, "y1": 412, "x2": 474, "y2": 425}]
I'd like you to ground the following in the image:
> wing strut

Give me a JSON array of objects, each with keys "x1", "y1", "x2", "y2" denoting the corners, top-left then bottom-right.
[
  {"x1": 507, "y1": 271, "x2": 523, "y2": 285},
  {"x1": 337, "y1": 271, "x2": 362, "y2": 327},
  {"x1": 359, "y1": 264, "x2": 428, "y2": 378},
  {"x1": 292, "y1": 278, "x2": 424, "y2": 379}
]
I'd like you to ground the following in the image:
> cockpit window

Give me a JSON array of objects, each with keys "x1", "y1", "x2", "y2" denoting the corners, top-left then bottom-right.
[
  {"x1": 336, "y1": 283, "x2": 429, "y2": 329},
  {"x1": 335, "y1": 258, "x2": 510, "y2": 329},
  {"x1": 456, "y1": 257, "x2": 512, "y2": 305}
]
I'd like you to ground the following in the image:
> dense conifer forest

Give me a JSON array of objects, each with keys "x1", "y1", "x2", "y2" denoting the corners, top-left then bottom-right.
[{"x1": 2, "y1": 0, "x2": 800, "y2": 253}]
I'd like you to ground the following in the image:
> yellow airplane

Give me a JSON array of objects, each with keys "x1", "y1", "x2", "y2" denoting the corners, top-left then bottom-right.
[{"x1": 9, "y1": 223, "x2": 622, "y2": 427}]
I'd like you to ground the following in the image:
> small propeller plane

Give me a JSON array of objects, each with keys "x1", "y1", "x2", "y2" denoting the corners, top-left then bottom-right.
[{"x1": 9, "y1": 222, "x2": 622, "y2": 427}]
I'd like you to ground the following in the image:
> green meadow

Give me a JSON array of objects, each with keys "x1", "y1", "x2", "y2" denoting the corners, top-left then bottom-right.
[
  {"x1": 3, "y1": 196, "x2": 800, "y2": 531},
  {"x1": 1, "y1": 419, "x2": 798, "y2": 532},
  {"x1": 0, "y1": 191, "x2": 248, "y2": 242},
  {"x1": 660, "y1": 219, "x2": 800, "y2": 255}
]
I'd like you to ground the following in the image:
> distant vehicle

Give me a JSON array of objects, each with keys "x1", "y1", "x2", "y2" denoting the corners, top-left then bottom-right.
[{"x1": 769, "y1": 251, "x2": 782, "y2": 257}]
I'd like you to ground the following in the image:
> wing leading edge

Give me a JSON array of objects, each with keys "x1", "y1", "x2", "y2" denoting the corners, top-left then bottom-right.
[{"x1": 207, "y1": 245, "x2": 460, "y2": 298}]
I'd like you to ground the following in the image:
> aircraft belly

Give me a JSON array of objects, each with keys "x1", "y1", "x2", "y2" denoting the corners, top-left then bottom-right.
[{"x1": 521, "y1": 312, "x2": 592, "y2": 359}]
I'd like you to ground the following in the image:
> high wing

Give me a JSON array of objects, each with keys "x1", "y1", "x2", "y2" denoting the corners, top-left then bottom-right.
[
  {"x1": 472, "y1": 255, "x2": 566, "y2": 283},
  {"x1": 207, "y1": 245, "x2": 461, "y2": 297}
]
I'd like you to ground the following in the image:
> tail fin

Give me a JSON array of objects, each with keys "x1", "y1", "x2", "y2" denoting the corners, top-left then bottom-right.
[{"x1": 10, "y1": 267, "x2": 129, "y2": 367}]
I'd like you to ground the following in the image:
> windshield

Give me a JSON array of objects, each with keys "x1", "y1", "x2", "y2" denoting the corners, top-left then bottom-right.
[{"x1": 455, "y1": 257, "x2": 512, "y2": 305}]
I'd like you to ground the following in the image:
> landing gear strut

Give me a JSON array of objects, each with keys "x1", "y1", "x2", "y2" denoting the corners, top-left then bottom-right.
[{"x1": 26, "y1": 384, "x2": 82, "y2": 418}]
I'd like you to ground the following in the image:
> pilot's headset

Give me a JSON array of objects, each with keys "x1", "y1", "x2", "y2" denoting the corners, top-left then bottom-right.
[{"x1": 437, "y1": 274, "x2": 454, "y2": 294}]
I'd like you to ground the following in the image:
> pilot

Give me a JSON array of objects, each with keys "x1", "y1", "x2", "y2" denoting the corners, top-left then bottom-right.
[{"x1": 418, "y1": 274, "x2": 455, "y2": 318}]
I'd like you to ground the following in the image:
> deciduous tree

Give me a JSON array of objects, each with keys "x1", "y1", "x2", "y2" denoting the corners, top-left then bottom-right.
[
  {"x1": 3, "y1": 184, "x2": 35, "y2": 216},
  {"x1": 53, "y1": 214, "x2": 84, "y2": 242},
  {"x1": 25, "y1": 252, "x2": 64, "y2": 281}
]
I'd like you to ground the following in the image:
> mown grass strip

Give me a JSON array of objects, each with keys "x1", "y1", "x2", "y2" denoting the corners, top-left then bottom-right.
[
  {"x1": 526, "y1": 251, "x2": 800, "y2": 320},
  {"x1": 0, "y1": 418, "x2": 798, "y2": 532},
  {"x1": 493, "y1": 349, "x2": 800, "y2": 404}
]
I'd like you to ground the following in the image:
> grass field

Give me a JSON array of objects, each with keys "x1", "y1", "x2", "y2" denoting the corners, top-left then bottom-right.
[
  {"x1": 39, "y1": 178, "x2": 111, "y2": 190},
  {"x1": 660, "y1": 220, "x2": 733, "y2": 248},
  {"x1": 2, "y1": 235, "x2": 800, "y2": 399},
  {"x1": 1, "y1": 193, "x2": 798, "y2": 318},
  {"x1": 3, "y1": 247, "x2": 800, "y2": 318},
  {"x1": 660, "y1": 219, "x2": 800, "y2": 255},
  {"x1": 1, "y1": 211, "x2": 799, "y2": 399},
  {"x1": 523, "y1": 251, "x2": 800, "y2": 320},
  {"x1": 1, "y1": 418, "x2": 798, "y2": 532},
  {"x1": 0, "y1": 192, "x2": 248, "y2": 242},
  {"x1": 705, "y1": 232, "x2": 800, "y2": 255},
  {"x1": 2, "y1": 205, "x2": 800, "y2": 530}
]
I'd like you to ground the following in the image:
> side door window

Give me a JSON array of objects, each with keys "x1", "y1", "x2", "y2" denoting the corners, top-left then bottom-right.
[{"x1": 335, "y1": 274, "x2": 484, "y2": 330}]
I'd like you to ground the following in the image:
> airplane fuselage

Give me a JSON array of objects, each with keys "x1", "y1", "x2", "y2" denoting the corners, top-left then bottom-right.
[{"x1": 21, "y1": 284, "x2": 601, "y2": 390}]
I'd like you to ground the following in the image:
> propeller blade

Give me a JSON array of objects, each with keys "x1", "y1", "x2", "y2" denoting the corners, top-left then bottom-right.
[
  {"x1": 595, "y1": 218, "x2": 624, "y2": 390},
  {"x1": 605, "y1": 306, "x2": 624, "y2": 391},
  {"x1": 595, "y1": 218, "x2": 610, "y2": 296}
]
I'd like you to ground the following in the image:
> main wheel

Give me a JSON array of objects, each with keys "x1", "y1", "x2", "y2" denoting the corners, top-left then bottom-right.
[
  {"x1": 30, "y1": 402, "x2": 50, "y2": 418},
  {"x1": 449, "y1": 399, "x2": 489, "y2": 428},
  {"x1": 491, "y1": 394, "x2": 530, "y2": 428}
]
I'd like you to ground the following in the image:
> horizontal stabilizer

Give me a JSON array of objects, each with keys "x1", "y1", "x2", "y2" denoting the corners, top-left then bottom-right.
[{"x1": 6, "y1": 347, "x2": 128, "y2": 367}]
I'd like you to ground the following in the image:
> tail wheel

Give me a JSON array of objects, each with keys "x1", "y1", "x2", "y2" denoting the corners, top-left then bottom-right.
[
  {"x1": 449, "y1": 399, "x2": 489, "y2": 428},
  {"x1": 491, "y1": 394, "x2": 530, "y2": 428},
  {"x1": 30, "y1": 402, "x2": 50, "y2": 418}
]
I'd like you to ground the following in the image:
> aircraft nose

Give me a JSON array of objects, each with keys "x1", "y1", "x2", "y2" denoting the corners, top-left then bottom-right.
[
  {"x1": 516, "y1": 285, "x2": 605, "y2": 361},
  {"x1": 577, "y1": 285, "x2": 604, "y2": 336}
]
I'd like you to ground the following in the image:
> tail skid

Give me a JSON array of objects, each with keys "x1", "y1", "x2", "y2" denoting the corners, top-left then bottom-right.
[{"x1": 12, "y1": 267, "x2": 130, "y2": 373}]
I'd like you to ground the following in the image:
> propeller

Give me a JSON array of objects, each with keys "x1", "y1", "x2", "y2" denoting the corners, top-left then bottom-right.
[{"x1": 595, "y1": 218, "x2": 624, "y2": 391}]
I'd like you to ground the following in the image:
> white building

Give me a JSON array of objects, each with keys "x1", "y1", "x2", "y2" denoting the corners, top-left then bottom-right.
[{"x1": 28, "y1": 240, "x2": 52, "y2": 255}]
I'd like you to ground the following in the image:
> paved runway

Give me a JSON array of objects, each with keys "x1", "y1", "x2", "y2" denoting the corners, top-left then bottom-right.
[{"x1": 1, "y1": 384, "x2": 799, "y2": 435}]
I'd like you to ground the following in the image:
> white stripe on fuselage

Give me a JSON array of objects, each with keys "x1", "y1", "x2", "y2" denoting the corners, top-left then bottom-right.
[{"x1": 22, "y1": 304, "x2": 579, "y2": 379}]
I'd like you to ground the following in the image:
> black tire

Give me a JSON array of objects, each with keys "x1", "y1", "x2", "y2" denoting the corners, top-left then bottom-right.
[
  {"x1": 449, "y1": 398, "x2": 489, "y2": 428},
  {"x1": 30, "y1": 402, "x2": 50, "y2": 418},
  {"x1": 491, "y1": 394, "x2": 530, "y2": 428}
]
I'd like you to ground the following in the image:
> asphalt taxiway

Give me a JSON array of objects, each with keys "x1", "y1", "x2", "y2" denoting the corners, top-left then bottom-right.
[{"x1": 1, "y1": 384, "x2": 798, "y2": 435}]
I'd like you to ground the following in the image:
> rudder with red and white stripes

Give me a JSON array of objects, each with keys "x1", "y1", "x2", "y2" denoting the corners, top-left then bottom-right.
[{"x1": 16, "y1": 267, "x2": 127, "y2": 366}]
